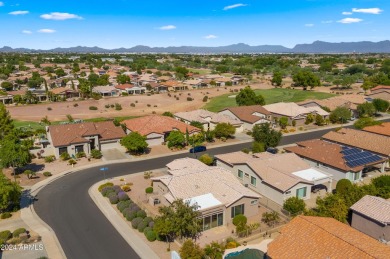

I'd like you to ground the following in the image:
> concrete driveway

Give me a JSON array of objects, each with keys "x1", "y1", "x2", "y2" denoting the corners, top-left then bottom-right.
[{"x1": 101, "y1": 149, "x2": 129, "y2": 161}]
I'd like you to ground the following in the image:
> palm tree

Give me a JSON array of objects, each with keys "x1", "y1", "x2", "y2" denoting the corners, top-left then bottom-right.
[{"x1": 40, "y1": 116, "x2": 51, "y2": 125}]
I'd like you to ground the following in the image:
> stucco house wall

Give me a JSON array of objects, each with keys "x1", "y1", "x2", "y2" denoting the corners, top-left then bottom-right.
[{"x1": 351, "y1": 211, "x2": 390, "y2": 242}]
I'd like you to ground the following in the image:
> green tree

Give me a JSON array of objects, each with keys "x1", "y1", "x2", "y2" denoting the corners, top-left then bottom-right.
[
  {"x1": 166, "y1": 131, "x2": 185, "y2": 149},
  {"x1": 0, "y1": 134, "x2": 31, "y2": 169},
  {"x1": 180, "y1": 239, "x2": 204, "y2": 259},
  {"x1": 233, "y1": 214, "x2": 247, "y2": 233},
  {"x1": 120, "y1": 132, "x2": 148, "y2": 155},
  {"x1": 116, "y1": 74, "x2": 131, "y2": 84},
  {"x1": 315, "y1": 194, "x2": 348, "y2": 223},
  {"x1": 0, "y1": 173, "x2": 22, "y2": 212},
  {"x1": 190, "y1": 121, "x2": 204, "y2": 130},
  {"x1": 252, "y1": 123, "x2": 282, "y2": 149},
  {"x1": 162, "y1": 111, "x2": 174, "y2": 117},
  {"x1": 279, "y1": 116, "x2": 288, "y2": 129},
  {"x1": 252, "y1": 141, "x2": 265, "y2": 153},
  {"x1": 40, "y1": 116, "x2": 51, "y2": 125},
  {"x1": 213, "y1": 123, "x2": 235, "y2": 139},
  {"x1": 357, "y1": 102, "x2": 376, "y2": 118},
  {"x1": 372, "y1": 99, "x2": 390, "y2": 112},
  {"x1": 353, "y1": 118, "x2": 381, "y2": 130},
  {"x1": 235, "y1": 86, "x2": 265, "y2": 106},
  {"x1": 315, "y1": 114, "x2": 325, "y2": 126},
  {"x1": 283, "y1": 197, "x2": 306, "y2": 216},
  {"x1": 292, "y1": 70, "x2": 320, "y2": 89},
  {"x1": 198, "y1": 154, "x2": 213, "y2": 165},
  {"x1": 0, "y1": 103, "x2": 14, "y2": 140},
  {"x1": 262, "y1": 211, "x2": 280, "y2": 227},
  {"x1": 329, "y1": 107, "x2": 351, "y2": 124},
  {"x1": 271, "y1": 71, "x2": 283, "y2": 86},
  {"x1": 1, "y1": 81, "x2": 13, "y2": 91},
  {"x1": 66, "y1": 114, "x2": 74, "y2": 123},
  {"x1": 204, "y1": 241, "x2": 225, "y2": 259}
]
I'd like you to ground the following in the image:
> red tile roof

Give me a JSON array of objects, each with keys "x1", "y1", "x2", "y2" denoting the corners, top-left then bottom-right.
[
  {"x1": 115, "y1": 83, "x2": 134, "y2": 90},
  {"x1": 363, "y1": 122, "x2": 390, "y2": 137},
  {"x1": 371, "y1": 85, "x2": 390, "y2": 92},
  {"x1": 267, "y1": 216, "x2": 390, "y2": 259},
  {"x1": 48, "y1": 121, "x2": 125, "y2": 147},
  {"x1": 122, "y1": 115, "x2": 201, "y2": 136},
  {"x1": 220, "y1": 105, "x2": 271, "y2": 123}
]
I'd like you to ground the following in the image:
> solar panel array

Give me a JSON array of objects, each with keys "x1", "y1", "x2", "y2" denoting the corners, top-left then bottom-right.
[{"x1": 341, "y1": 146, "x2": 383, "y2": 168}]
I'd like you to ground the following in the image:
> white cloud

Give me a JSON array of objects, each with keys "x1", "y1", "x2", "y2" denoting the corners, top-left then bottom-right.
[
  {"x1": 223, "y1": 3, "x2": 247, "y2": 11},
  {"x1": 305, "y1": 24, "x2": 314, "y2": 27},
  {"x1": 0, "y1": 2, "x2": 4, "y2": 7},
  {"x1": 342, "y1": 12, "x2": 352, "y2": 15},
  {"x1": 38, "y1": 29, "x2": 56, "y2": 33},
  {"x1": 204, "y1": 34, "x2": 217, "y2": 39},
  {"x1": 321, "y1": 20, "x2": 333, "y2": 24},
  {"x1": 9, "y1": 10, "x2": 29, "y2": 15},
  {"x1": 159, "y1": 25, "x2": 176, "y2": 30},
  {"x1": 338, "y1": 18, "x2": 363, "y2": 24},
  {"x1": 40, "y1": 12, "x2": 82, "y2": 20},
  {"x1": 22, "y1": 30, "x2": 32, "y2": 34},
  {"x1": 352, "y1": 8, "x2": 383, "y2": 14}
]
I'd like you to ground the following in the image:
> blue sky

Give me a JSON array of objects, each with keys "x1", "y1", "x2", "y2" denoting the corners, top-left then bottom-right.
[{"x1": 0, "y1": 0, "x2": 389, "y2": 49}]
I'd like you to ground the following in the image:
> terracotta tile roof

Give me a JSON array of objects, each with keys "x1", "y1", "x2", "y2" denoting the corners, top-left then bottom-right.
[
  {"x1": 115, "y1": 83, "x2": 134, "y2": 90},
  {"x1": 220, "y1": 105, "x2": 271, "y2": 123},
  {"x1": 152, "y1": 158, "x2": 260, "y2": 207},
  {"x1": 267, "y1": 216, "x2": 390, "y2": 259},
  {"x1": 363, "y1": 122, "x2": 390, "y2": 137},
  {"x1": 284, "y1": 139, "x2": 387, "y2": 173},
  {"x1": 122, "y1": 115, "x2": 201, "y2": 136},
  {"x1": 48, "y1": 121, "x2": 125, "y2": 147},
  {"x1": 371, "y1": 85, "x2": 390, "y2": 92},
  {"x1": 322, "y1": 128, "x2": 390, "y2": 157},
  {"x1": 215, "y1": 152, "x2": 313, "y2": 192},
  {"x1": 350, "y1": 195, "x2": 390, "y2": 225},
  {"x1": 174, "y1": 109, "x2": 242, "y2": 126}
]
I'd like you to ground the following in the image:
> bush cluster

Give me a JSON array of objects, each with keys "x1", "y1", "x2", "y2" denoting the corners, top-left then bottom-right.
[
  {"x1": 1, "y1": 212, "x2": 12, "y2": 219},
  {"x1": 44, "y1": 155, "x2": 55, "y2": 163},
  {"x1": 91, "y1": 149, "x2": 102, "y2": 159},
  {"x1": 89, "y1": 106, "x2": 98, "y2": 110},
  {"x1": 0, "y1": 228, "x2": 27, "y2": 246},
  {"x1": 43, "y1": 171, "x2": 52, "y2": 177},
  {"x1": 145, "y1": 187, "x2": 154, "y2": 194},
  {"x1": 98, "y1": 182, "x2": 113, "y2": 192}
]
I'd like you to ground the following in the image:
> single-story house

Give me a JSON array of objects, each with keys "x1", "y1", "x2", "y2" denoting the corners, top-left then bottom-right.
[
  {"x1": 50, "y1": 87, "x2": 80, "y2": 99},
  {"x1": 115, "y1": 83, "x2": 146, "y2": 95},
  {"x1": 350, "y1": 195, "x2": 390, "y2": 243},
  {"x1": 215, "y1": 151, "x2": 332, "y2": 206},
  {"x1": 322, "y1": 128, "x2": 390, "y2": 168},
  {"x1": 218, "y1": 105, "x2": 272, "y2": 131},
  {"x1": 160, "y1": 81, "x2": 187, "y2": 91},
  {"x1": 183, "y1": 79, "x2": 205, "y2": 89},
  {"x1": 151, "y1": 158, "x2": 261, "y2": 230},
  {"x1": 263, "y1": 102, "x2": 329, "y2": 126},
  {"x1": 284, "y1": 139, "x2": 387, "y2": 182},
  {"x1": 92, "y1": 86, "x2": 119, "y2": 97},
  {"x1": 363, "y1": 122, "x2": 390, "y2": 137},
  {"x1": 366, "y1": 85, "x2": 390, "y2": 102},
  {"x1": 267, "y1": 215, "x2": 390, "y2": 259},
  {"x1": 174, "y1": 109, "x2": 243, "y2": 131},
  {"x1": 46, "y1": 121, "x2": 126, "y2": 158},
  {"x1": 122, "y1": 115, "x2": 201, "y2": 146}
]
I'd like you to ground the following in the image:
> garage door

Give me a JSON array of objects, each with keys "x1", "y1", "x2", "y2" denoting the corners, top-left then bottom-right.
[
  {"x1": 100, "y1": 140, "x2": 121, "y2": 150},
  {"x1": 147, "y1": 137, "x2": 163, "y2": 146}
]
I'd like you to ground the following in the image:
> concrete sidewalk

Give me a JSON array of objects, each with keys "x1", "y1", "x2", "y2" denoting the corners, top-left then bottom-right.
[{"x1": 89, "y1": 181, "x2": 160, "y2": 259}]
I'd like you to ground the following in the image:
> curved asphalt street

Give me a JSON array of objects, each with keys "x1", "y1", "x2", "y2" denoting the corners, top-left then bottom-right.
[{"x1": 33, "y1": 121, "x2": 389, "y2": 259}]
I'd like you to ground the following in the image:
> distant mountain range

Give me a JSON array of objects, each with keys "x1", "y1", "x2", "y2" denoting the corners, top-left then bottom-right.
[{"x1": 1, "y1": 40, "x2": 390, "y2": 54}]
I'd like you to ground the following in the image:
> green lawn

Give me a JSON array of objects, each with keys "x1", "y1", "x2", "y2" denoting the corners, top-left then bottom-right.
[
  {"x1": 203, "y1": 88, "x2": 336, "y2": 112},
  {"x1": 189, "y1": 68, "x2": 211, "y2": 75}
]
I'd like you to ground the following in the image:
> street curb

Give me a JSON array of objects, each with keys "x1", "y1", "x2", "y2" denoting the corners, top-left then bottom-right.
[{"x1": 89, "y1": 181, "x2": 160, "y2": 259}]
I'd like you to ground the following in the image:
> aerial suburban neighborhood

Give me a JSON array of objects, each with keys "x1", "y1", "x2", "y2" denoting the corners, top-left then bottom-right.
[{"x1": 1, "y1": 1, "x2": 390, "y2": 259}]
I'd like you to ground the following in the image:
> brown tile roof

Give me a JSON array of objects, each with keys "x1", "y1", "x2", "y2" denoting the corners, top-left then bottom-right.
[
  {"x1": 371, "y1": 85, "x2": 390, "y2": 92},
  {"x1": 363, "y1": 122, "x2": 390, "y2": 137},
  {"x1": 48, "y1": 121, "x2": 125, "y2": 147},
  {"x1": 115, "y1": 83, "x2": 134, "y2": 90},
  {"x1": 267, "y1": 216, "x2": 390, "y2": 259},
  {"x1": 284, "y1": 139, "x2": 387, "y2": 172},
  {"x1": 350, "y1": 195, "x2": 390, "y2": 225},
  {"x1": 122, "y1": 115, "x2": 201, "y2": 136},
  {"x1": 220, "y1": 105, "x2": 271, "y2": 123},
  {"x1": 322, "y1": 128, "x2": 390, "y2": 156},
  {"x1": 51, "y1": 87, "x2": 73, "y2": 95}
]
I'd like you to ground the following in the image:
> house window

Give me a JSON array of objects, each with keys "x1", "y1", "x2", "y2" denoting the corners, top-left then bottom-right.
[
  {"x1": 202, "y1": 213, "x2": 223, "y2": 231},
  {"x1": 238, "y1": 170, "x2": 243, "y2": 179},
  {"x1": 251, "y1": 200, "x2": 258, "y2": 205},
  {"x1": 296, "y1": 187, "x2": 307, "y2": 199},
  {"x1": 353, "y1": 172, "x2": 360, "y2": 181},
  {"x1": 231, "y1": 204, "x2": 245, "y2": 218},
  {"x1": 75, "y1": 145, "x2": 84, "y2": 153},
  {"x1": 58, "y1": 147, "x2": 67, "y2": 155},
  {"x1": 250, "y1": 176, "x2": 257, "y2": 186}
]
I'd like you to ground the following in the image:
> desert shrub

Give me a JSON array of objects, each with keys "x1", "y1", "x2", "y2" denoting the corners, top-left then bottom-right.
[
  {"x1": 143, "y1": 217, "x2": 153, "y2": 225},
  {"x1": 233, "y1": 214, "x2": 247, "y2": 227},
  {"x1": 148, "y1": 221, "x2": 155, "y2": 228},
  {"x1": 1, "y1": 212, "x2": 12, "y2": 219},
  {"x1": 12, "y1": 228, "x2": 26, "y2": 238},
  {"x1": 0, "y1": 230, "x2": 12, "y2": 241},
  {"x1": 113, "y1": 185, "x2": 122, "y2": 194},
  {"x1": 145, "y1": 230, "x2": 157, "y2": 242},
  {"x1": 73, "y1": 103, "x2": 78, "y2": 107},
  {"x1": 60, "y1": 152, "x2": 70, "y2": 161},
  {"x1": 47, "y1": 107, "x2": 52, "y2": 111},
  {"x1": 121, "y1": 185, "x2": 131, "y2": 192},
  {"x1": 118, "y1": 192, "x2": 130, "y2": 201},
  {"x1": 121, "y1": 92, "x2": 128, "y2": 96},
  {"x1": 131, "y1": 217, "x2": 143, "y2": 229},
  {"x1": 91, "y1": 149, "x2": 102, "y2": 159},
  {"x1": 122, "y1": 207, "x2": 132, "y2": 217},
  {"x1": 226, "y1": 242, "x2": 237, "y2": 249},
  {"x1": 68, "y1": 159, "x2": 77, "y2": 165},
  {"x1": 130, "y1": 103, "x2": 136, "y2": 107},
  {"x1": 105, "y1": 104, "x2": 110, "y2": 108},
  {"x1": 145, "y1": 187, "x2": 153, "y2": 194},
  {"x1": 98, "y1": 182, "x2": 113, "y2": 192},
  {"x1": 336, "y1": 179, "x2": 353, "y2": 195},
  {"x1": 7, "y1": 237, "x2": 21, "y2": 245},
  {"x1": 43, "y1": 171, "x2": 52, "y2": 177},
  {"x1": 108, "y1": 193, "x2": 119, "y2": 204},
  {"x1": 89, "y1": 106, "x2": 98, "y2": 110},
  {"x1": 187, "y1": 97, "x2": 193, "y2": 101},
  {"x1": 101, "y1": 186, "x2": 115, "y2": 197},
  {"x1": 137, "y1": 221, "x2": 148, "y2": 232},
  {"x1": 126, "y1": 211, "x2": 138, "y2": 221},
  {"x1": 137, "y1": 210, "x2": 147, "y2": 219},
  {"x1": 76, "y1": 151, "x2": 86, "y2": 158},
  {"x1": 283, "y1": 197, "x2": 306, "y2": 216},
  {"x1": 44, "y1": 155, "x2": 55, "y2": 163},
  {"x1": 203, "y1": 96, "x2": 208, "y2": 102},
  {"x1": 117, "y1": 200, "x2": 131, "y2": 212},
  {"x1": 143, "y1": 227, "x2": 152, "y2": 235},
  {"x1": 241, "y1": 148, "x2": 250, "y2": 154},
  {"x1": 130, "y1": 203, "x2": 140, "y2": 212},
  {"x1": 115, "y1": 103, "x2": 122, "y2": 110}
]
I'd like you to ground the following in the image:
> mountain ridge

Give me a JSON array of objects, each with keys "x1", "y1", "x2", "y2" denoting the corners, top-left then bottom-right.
[{"x1": 1, "y1": 40, "x2": 390, "y2": 53}]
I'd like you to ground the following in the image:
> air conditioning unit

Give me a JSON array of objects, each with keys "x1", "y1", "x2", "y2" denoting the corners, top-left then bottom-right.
[{"x1": 244, "y1": 184, "x2": 249, "y2": 187}]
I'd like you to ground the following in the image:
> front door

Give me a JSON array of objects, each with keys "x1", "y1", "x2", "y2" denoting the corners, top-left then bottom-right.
[{"x1": 90, "y1": 139, "x2": 96, "y2": 150}]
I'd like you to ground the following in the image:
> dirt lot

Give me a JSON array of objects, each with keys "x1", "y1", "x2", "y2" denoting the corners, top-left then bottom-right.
[{"x1": 7, "y1": 82, "x2": 273, "y2": 122}]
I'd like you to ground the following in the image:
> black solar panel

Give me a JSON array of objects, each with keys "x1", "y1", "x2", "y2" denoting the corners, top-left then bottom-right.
[{"x1": 343, "y1": 146, "x2": 384, "y2": 168}]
